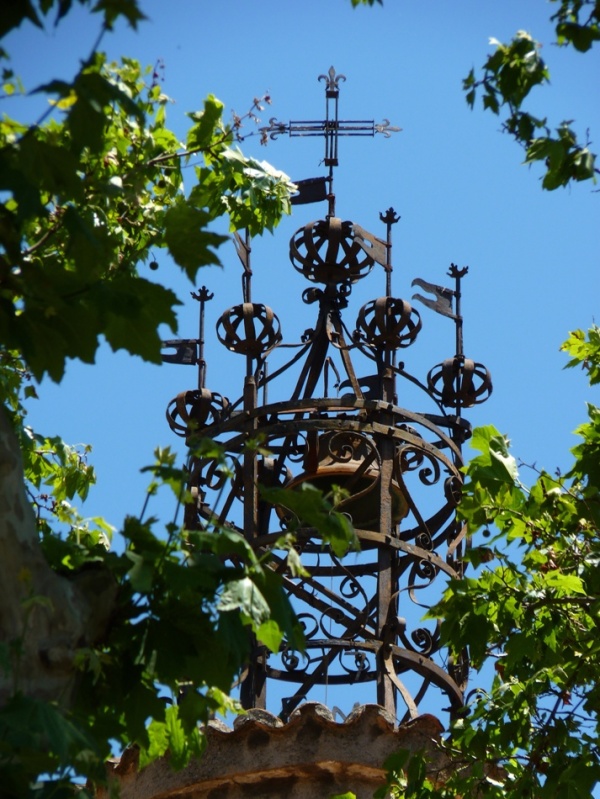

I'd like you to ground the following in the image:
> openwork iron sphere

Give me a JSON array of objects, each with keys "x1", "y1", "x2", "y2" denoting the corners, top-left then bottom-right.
[
  {"x1": 290, "y1": 218, "x2": 374, "y2": 284},
  {"x1": 163, "y1": 68, "x2": 492, "y2": 724}
]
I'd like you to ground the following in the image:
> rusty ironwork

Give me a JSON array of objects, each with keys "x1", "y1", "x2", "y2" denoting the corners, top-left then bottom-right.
[
  {"x1": 261, "y1": 65, "x2": 400, "y2": 217},
  {"x1": 412, "y1": 265, "x2": 493, "y2": 412},
  {"x1": 162, "y1": 69, "x2": 491, "y2": 725}
]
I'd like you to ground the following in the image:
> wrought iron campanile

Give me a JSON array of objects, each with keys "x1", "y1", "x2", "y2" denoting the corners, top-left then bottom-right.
[{"x1": 163, "y1": 68, "x2": 492, "y2": 726}]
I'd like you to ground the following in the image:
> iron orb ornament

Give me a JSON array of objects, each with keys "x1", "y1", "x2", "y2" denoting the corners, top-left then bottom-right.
[
  {"x1": 290, "y1": 217, "x2": 374, "y2": 285},
  {"x1": 166, "y1": 388, "x2": 230, "y2": 439},
  {"x1": 356, "y1": 297, "x2": 422, "y2": 350},
  {"x1": 427, "y1": 357, "x2": 493, "y2": 408},
  {"x1": 216, "y1": 302, "x2": 282, "y2": 357}
]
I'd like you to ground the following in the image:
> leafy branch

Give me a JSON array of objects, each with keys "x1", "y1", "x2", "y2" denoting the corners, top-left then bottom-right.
[
  {"x1": 464, "y1": 20, "x2": 598, "y2": 189},
  {"x1": 0, "y1": 53, "x2": 295, "y2": 382}
]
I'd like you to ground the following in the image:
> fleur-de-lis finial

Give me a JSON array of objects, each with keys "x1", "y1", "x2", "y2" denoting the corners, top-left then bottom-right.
[{"x1": 318, "y1": 66, "x2": 346, "y2": 94}]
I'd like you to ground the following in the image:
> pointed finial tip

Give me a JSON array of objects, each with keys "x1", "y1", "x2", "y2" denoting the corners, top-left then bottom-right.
[
  {"x1": 448, "y1": 264, "x2": 469, "y2": 279},
  {"x1": 380, "y1": 207, "x2": 401, "y2": 225},
  {"x1": 191, "y1": 286, "x2": 214, "y2": 302}
]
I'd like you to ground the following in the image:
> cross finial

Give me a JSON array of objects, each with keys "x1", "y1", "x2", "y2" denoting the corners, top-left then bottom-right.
[{"x1": 260, "y1": 67, "x2": 400, "y2": 215}]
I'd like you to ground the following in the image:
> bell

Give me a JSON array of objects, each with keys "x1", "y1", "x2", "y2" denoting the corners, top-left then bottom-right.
[{"x1": 279, "y1": 431, "x2": 408, "y2": 532}]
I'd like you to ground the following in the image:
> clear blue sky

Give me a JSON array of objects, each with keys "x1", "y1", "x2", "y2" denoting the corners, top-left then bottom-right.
[
  {"x1": 9, "y1": 0, "x2": 597, "y2": 522},
  {"x1": 4, "y1": 0, "x2": 599, "y2": 715}
]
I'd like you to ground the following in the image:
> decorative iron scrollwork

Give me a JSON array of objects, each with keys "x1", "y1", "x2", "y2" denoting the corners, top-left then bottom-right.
[
  {"x1": 162, "y1": 68, "x2": 482, "y2": 726},
  {"x1": 281, "y1": 646, "x2": 302, "y2": 672},
  {"x1": 338, "y1": 647, "x2": 370, "y2": 678},
  {"x1": 412, "y1": 557, "x2": 437, "y2": 581},
  {"x1": 444, "y1": 474, "x2": 462, "y2": 506},
  {"x1": 394, "y1": 436, "x2": 425, "y2": 473},
  {"x1": 410, "y1": 627, "x2": 435, "y2": 656},
  {"x1": 320, "y1": 607, "x2": 348, "y2": 639},
  {"x1": 415, "y1": 529, "x2": 434, "y2": 551},
  {"x1": 260, "y1": 117, "x2": 289, "y2": 140}
]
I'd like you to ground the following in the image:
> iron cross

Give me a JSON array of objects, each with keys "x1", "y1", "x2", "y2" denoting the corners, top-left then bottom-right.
[{"x1": 260, "y1": 66, "x2": 400, "y2": 213}]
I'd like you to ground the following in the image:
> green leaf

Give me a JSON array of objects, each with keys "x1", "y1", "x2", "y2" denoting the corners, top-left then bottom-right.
[
  {"x1": 164, "y1": 704, "x2": 186, "y2": 767},
  {"x1": 482, "y1": 91, "x2": 500, "y2": 114},
  {"x1": 93, "y1": 0, "x2": 147, "y2": 30},
  {"x1": 186, "y1": 94, "x2": 225, "y2": 151},
  {"x1": 469, "y1": 425, "x2": 519, "y2": 483},
  {"x1": 256, "y1": 619, "x2": 284, "y2": 652},
  {"x1": 0, "y1": 0, "x2": 42, "y2": 39},
  {"x1": 123, "y1": 681, "x2": 166, "y2": 745},
  {"x1": 191, "y1": 526, "x2": 257, "y2": 563},
  {"x1": 63, "y1": 205, "x2": 112, "y2": 272},
  {"x1": 556, "y1": 21, "x2": 600, "y2": 52},
  {"x1": 66, "y1": 67, "x2": 146, "y2": 153},
  {"x1": 164, "y1": 200, "x2": 227, "y2": 280},
  {"x1": 261, "y1": 483, "x2": 358, "y2": 557},
  {"x1": 177, "y1": 689, "x2": 210, "y2": 735},
  {"x1": 561, "y1": 326, "x2": 600, "y2": 385},
  {"x1": 543, "y1": 571, "x2": 585, "y2": 594},
  {"x1": 19, "y1": 136, "x2": 83, "y2": 200},
  {"x1": 0, "y1": 695, "x2": 99, "y2": 765},
  {"x1": 218, "y1": 577, "x2": 270, "y2": 627},
  {"x1": 140, "y1": 716, "x2": 168, "y2": 768},
  {"x1": 96, "y1": 277, "x2": 179, "y2": 362},
  {"x1": 489, "y1": 434, "x2": 519, "y2": 482},
  {"x1": 125, "y1": 550, "x2": 155, "y2": 592}
]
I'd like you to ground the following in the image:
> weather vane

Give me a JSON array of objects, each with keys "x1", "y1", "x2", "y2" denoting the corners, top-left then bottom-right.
[{"x1": 261, "y1": 66, "x2": 401, "y2": 215}]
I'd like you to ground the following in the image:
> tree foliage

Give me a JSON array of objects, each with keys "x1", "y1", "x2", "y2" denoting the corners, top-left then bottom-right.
[
  {"x1": 463, "y1": 0, "x2": 599, "y2": 189},
  {"x1": 0, "y1": 33, "x2": 294, "y2": 381},
  {"x1": 363, "y1": 326, "x2": 600, "y2": 798},
  {"x1": 0, "y1": 2, "x2": 312, "y2": 796}
]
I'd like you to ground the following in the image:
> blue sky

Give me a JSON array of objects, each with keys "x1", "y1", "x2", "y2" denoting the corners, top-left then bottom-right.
[
  {"x1": 4, "y1": 0, "x2": 599, "y2": 716},
  {"x1": 9, "y1": 0, "x2": 598, "y2": 522}
]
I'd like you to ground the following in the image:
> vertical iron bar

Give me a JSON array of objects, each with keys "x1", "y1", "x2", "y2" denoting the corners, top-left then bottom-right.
[
  {"x1": 323, "y1": 70, "x2": 340, "y2": 215},
  {"x1": 379, "y1": 207, "x2": 400, "y2": 298},
  {"x1": 240, "y1": 373, "x2": 266, "y2": 709},
  {"x1": 450, "y1": 264, "x2": 465, "y2": 421},
  {"x1": 376, "y1": 205, "x2": 399, "y2": 713},
  {"x1": 243, "y1": 375, "x2": 258, "y2": 542},
  {"x1": 241, "y1": 230, "x2": 253, "y2": 378},
  {"x1": 191, "y1": 286, "x2": 213, "y2": 390},
  {"x1": 377, "y1": 363, "x2": 396, "y2": 717}
]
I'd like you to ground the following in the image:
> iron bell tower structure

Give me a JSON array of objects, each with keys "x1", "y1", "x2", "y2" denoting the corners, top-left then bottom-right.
[{"x1": 163, "y1": 68, "x2": 492, "y2": 725}]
